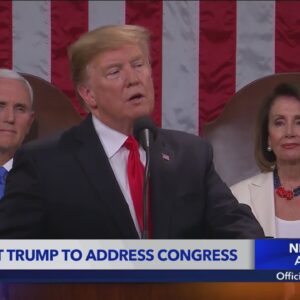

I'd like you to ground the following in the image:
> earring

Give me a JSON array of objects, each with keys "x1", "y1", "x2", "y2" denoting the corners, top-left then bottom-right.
[{"x1": 267, "y1": 145, "x2": 272, "y2": 152}]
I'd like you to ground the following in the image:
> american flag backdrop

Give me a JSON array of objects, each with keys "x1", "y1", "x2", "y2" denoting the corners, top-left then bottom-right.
[{"x1": 1, "y1": 1, "x2": 300, "y2": 135}]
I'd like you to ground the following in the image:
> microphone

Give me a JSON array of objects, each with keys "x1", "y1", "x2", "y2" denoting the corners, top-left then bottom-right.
[
  {"x1": 133, "y1": 117, "x2": 157, "y2": 239},
  {"x1": 133, "y1": 116, "x2": 157, "y2": 150}
]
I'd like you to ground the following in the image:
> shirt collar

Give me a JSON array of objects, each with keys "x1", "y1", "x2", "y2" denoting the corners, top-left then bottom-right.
[
  {"x1": 3, "y1": 158, "x2": 13, "y2": 172},
  {"x1": 92, "y1": 115, "x2": 128, "y2": 159}
]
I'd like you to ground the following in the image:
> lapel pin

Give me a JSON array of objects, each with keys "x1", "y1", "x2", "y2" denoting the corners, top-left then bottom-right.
[{"x1": 161, "y1": 153, "x2": 170, "y2": 161}]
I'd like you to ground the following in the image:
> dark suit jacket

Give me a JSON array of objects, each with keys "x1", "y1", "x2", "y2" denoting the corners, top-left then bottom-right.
[{"x1": 0, "y1": 114, "x2": 264, "y2": 238}]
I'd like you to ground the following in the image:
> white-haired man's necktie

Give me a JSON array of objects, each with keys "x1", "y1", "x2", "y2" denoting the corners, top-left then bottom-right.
[{"x1": 0, "y1": 167, "x2": 7, "y2": 199}]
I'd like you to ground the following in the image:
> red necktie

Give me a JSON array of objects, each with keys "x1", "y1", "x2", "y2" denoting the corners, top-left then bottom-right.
[{"x1": 124, "y1": 136, "x2": 144, "y2": 232}]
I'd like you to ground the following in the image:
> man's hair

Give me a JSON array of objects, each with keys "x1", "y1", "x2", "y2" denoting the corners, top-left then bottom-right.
[
  {"x1": 68, "y1": 24, "x2": 151, "y2": 87},
  {"x1": 255, "y1": 82, "x2": 300, "y2": 171},
  {"x1": 0, "y1": 68, "x2": 33, "y2": 106}
]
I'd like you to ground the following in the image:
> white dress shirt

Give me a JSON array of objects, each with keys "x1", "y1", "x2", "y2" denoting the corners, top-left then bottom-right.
[
  {"x1": 3, "y1": 159, "x2": 13, "y2": 172},
  {"x1": 92, "y1": 115, "x2": 146, "y2": 237}
]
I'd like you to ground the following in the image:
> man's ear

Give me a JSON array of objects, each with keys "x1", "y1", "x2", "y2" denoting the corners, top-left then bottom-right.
[
  {"x1": 77, "y1": 84, "x2": 97, "y2": 109},
  {"x1": 26, "y1": 111, "x2": 35, "y2": 135}
]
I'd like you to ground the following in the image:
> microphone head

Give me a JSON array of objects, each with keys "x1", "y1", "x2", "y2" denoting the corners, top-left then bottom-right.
[{"x1": 133, "y1": 116, "x2": 157, "y2": 147}]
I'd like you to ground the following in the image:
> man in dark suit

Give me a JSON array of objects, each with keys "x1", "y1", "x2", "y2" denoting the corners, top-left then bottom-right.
[
  {"x1": 0, "y1": 25, "x2": 264, "y2": 239},
  {"x1": 0, "y1": 69, "x2": 35, "y2": 300},
  {"x1": 0, "y1": 69, "x2": 34, "y2": 191}
]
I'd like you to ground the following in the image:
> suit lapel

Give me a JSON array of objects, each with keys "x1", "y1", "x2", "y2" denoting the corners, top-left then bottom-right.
[
  {"x1": 72, "y1": 115, "x2": 138, "y2": 238},
  {"x1": 150, "y1": 131, "x2": 176, "y2": 238},
  {"x1": 249, "y1": 173, "x2": 276, "y2": 237}
]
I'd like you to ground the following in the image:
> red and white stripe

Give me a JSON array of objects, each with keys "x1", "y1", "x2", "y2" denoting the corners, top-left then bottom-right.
[{"x1": 1, "y1": 0, "x2": 300, "y2": 135}]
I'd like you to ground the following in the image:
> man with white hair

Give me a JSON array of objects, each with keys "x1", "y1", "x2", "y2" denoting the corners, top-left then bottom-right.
[
  {"x1": 0, "y1": 69, "x2": 34, "y2": 198},
  {"x1": 0, "y1": 68, "x2": 34, "y2": 300}
]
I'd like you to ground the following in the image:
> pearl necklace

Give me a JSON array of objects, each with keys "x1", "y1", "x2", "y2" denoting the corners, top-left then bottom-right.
[{"x1": 273, "y1": 169, "x2": 300, "y2": 201}]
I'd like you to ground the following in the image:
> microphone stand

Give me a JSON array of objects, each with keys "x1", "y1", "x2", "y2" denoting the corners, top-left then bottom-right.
[{"x1": 142, "y1": 129, "x2": 151, "y2": 239}]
